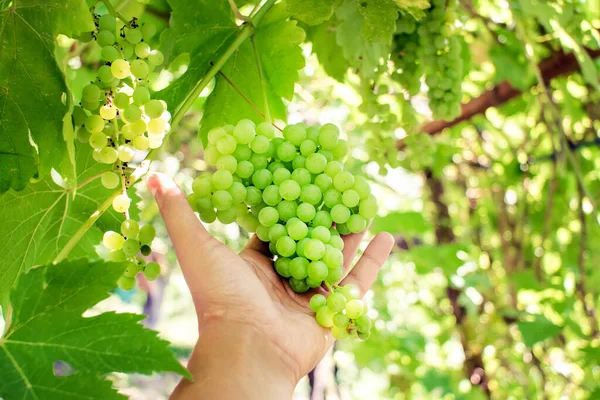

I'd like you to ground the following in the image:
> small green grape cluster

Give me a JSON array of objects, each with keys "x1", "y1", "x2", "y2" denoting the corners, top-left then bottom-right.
[
  {"x1": 73, "y1": 3, "x2": 168, "y2": 218},
  {"x1": 309, "y1": 284, "x2": 371, "y2": 340},
  {"x1": 391, "y1": 15, "x2": 422, "y2": 97},
  {"x1": 188, "y1": 120, "x2": 377, "y2": 339},
  {"x1": 102, "y1": 219, "x2": 160, "y2": 289},
  {"x1": 359, "y1": 83, "x2": 401, "y2": 175},
  {"x1": 417, "y1": 0, "x2": 463, "y2": 120}
]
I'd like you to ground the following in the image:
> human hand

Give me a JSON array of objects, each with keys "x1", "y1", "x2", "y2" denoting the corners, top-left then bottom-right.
[{"x1": 147, "y1": 173, "x2": 394, "y2": 399}]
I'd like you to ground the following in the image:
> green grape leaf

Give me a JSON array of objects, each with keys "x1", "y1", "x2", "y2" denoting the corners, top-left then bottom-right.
[
  {"x1": 157, "y1": 0, "x2": 237, "y2": 113},
  {"x1": 199, "y1": 4, "x2": 305, "y2": 145},
  {"x1": 0, "y1": 0, "x2": 94, "y2": 193},
  {"x1": 516, "y1": 315, "x2": 563, "y2": 347},
  {"x1": 285, "y1": 0, "x2": 341, "y2": 25},
  {"x1": 370, "y1": 211, "x2": 430, "y2": 236},
  {"x1": 0, "y1": 145, "x2": 136, "y2": 308},
  {"x1": 356, "y1": 0, "x2": 399, "y2": 44},
  {"x1": 303, "y1": 18, "x2": 348, "y2": 82},
  {"x1": 519, "y1": 0, "x2": 600, "y2": 91},
  {"x1": 0, "y1": 259, "x2": 189, "y2": 399},
  {"x1": 335, "y1": 0, "x2": 389, "y2": 79}
]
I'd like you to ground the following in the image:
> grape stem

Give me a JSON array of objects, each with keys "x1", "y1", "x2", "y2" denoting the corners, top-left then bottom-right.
[
  {"x1": 146, "y1": 0, "x2": 277, "y2": 160},
  {"x1": 324, "y1": 281, "x2": 334, "y2": 293},
  {"x1": 53, "y1": 190, "x2": 120, "y2": 264},
  {"x1": 227, "y1": 0, "x2": 250, "y2": 22},
  {"x1": 76, "y1": 172, "x2": 105, "y2": 189},
  {"x1": 54, "y1": 160, "x2": 149, "y2": 264},
  {"x1": 100, "y1": 0, "x2": 128, "y2": 23}
]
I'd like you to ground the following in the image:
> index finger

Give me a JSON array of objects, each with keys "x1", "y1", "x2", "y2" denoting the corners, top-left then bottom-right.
[{"x1": 147, "y1": 173, "x2": 222, "y2": 279}]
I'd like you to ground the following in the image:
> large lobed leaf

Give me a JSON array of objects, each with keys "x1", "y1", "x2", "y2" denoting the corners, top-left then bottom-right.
[
  {"x1": 0, "y1": 145, "x2": 137, "y2": 308},
  {"x1": 198, "y1": 4, "x2": 305, "y2": 145},
  {"x1": 303, "y1": 18, "x2": 348, "y2": 82},
  {"x1": 285, "y1": 0, "x2": 341, "y2": 26},
  {"x1": 335, "y1": 0, "x2": 389, "y2": 79},
  {"x1": 0, "y1": 259, "x2": 189, "y2": 399},
  {"x1": 0, "y1": 0, "x2": 94, "y2": 193},
  {"x1": 158, "y1": 0, "x2": 237, "y2": 113}
]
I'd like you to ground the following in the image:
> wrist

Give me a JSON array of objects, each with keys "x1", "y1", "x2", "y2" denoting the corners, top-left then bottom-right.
[{"x1": 172, "y1": 320, "x2": 298, "y2": 400}]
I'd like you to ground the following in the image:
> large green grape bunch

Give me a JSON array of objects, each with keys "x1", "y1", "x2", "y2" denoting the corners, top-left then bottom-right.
[
  {"x1": 188, "y1": 120, "x2": 376, "y2": 339},
  {"x1": 73, "y1": 1, "x2": 167, "y2": 287}
]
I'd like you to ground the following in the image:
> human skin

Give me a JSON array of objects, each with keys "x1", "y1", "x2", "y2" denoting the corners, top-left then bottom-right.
[{"x1": 146, "y1": 173, "x2": 394, "y2": 400}]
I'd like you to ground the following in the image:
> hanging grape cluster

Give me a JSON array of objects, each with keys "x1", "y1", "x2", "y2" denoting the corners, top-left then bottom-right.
[
  {"x1": 74, "y1": 1, "x2": 168, "y2": 287},
  {"x1": 188, "y1": 120, "x2": 376, "y2": 339},
  {"x1": 360, "y1": 83, "x2": 401, "y2": 175},
  {"x1": 390, "y1": 1, "x2": 464, "y2": 121},
  {"x1": 418, "y1": 0, "x2": 463, "y2": 120}
]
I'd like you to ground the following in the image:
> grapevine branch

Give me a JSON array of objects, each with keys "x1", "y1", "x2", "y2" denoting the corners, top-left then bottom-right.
[
  {"x1": 399, "y1": 47, "x2": 600, "y2": 139},
  {"x1": 424, "y1": 169, "x2": 492, "y2": 398}
]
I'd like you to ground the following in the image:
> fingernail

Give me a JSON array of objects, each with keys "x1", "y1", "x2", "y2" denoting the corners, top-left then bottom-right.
[{"x1": 147, "y1": 173, "x2": 160, "y2": 197}]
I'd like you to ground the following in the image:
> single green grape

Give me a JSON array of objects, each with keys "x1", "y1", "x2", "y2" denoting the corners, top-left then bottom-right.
[
  {"x1": 275, "y1": 257, "x2": 292, "y2": 278},
  {"x1": 289, "y1": 257, "x2": 309, "y2": 280},
  {"x1": 144, "y1": 262, "x2": 161, "y2": 280},
  {"x1": 327, "y1": 292, "x2": 347, "y2": 312},
  {"x1": 316, "y1": 306, "x2": 334, "y2": 327},
  {"x1": 276, "y1": 236, "x2": 296, "y2": 257},
  {"x1": 310, "y1": 294, "x2": 327, "y2": 312},
  {"x1": 118, "y1": 275, "x2": 136, "y2": 291},
  {"x1": 138, "y1": 224, "x2": 156, "y2": 245}
]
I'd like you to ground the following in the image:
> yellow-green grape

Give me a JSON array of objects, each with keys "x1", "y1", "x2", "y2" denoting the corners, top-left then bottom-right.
[
  {"x1": 103, "y1": 231, "x2": 124, "y2": 250},
  {"x1": 101, "y1": 171, "x2": 120, "y2": 189},
  {"x1": 141, "y1": 23, "x2": 156, "y2": 40},
  {"x1": 144, "y1": 99, "x2": 165, "y2": 119},
  {"x1": 121, "y1": 219, "x2": 139, "y2": 238},
  {"x1": 98, "y1": 14, "x2": 116, "y2": 32},
  {"x1": 108, "y1": 249, "x2": 127, "y2": 262},
  {"x1": 123, "y1": 105, "x2": 142, "y2": 122},
  {"x1": 99, "y1": 104, "x2": 117, "y2": 120},
  {"x1": 121, "y1": 125, "x2": 137, "y2": 140},
  {"x1": 113, "y1": 92, "x2": 130, "y2": 109},
  {"x1": 100, "y1": 147, "x2": 118, "y2": 164},
  {"x1": 132, "y1": 87, "x2": 150, "y2": 105},
  {"x1": 85, "y1": 115, "x2": 105, "y2": 133},
  {"x1": 118, "y1": 145, "x2": 135, "y2": 162},
  {"x1": 125, "y1": 27, "x2": 143, "y2": 44},
  {"x1": 345, "y1": 299, "x2": 365, "y2": 319},
  {"x1": 118, "y1": 275, "x2": 136, "y2": 291},
  {"x1": 112, "y1": 194, "x2": 131, "y2": 213},
  {"x1": 101, "y1": 45, "x2": 119, "y2": 62},
  {"x1": 135, "y1": 42, "x2": 151, "y2": 58},
  {"x1": 144, "y1": 262, "x2": 161, "y2": 280},
  {"x1": 122, "y1": 238, "x2": 140, "y2": 257},
  {"x1": 332, "y1": 325, "x2": 350, "y2": 339},
  {"x1": 130, "y1": 119, "x2": 147, "y2": 135},
  {"x1": 148, "y1": 50, "x2": 164, "y2": 66},
  {"x1": 147, "y1": 118, "x2": 166, "y2": 135},
  {"x1": 123, "y1": 262, "x2": 139, "y2": 278},
  {"x1": 309, "y1": 294, "x2": 327, "y2": 312},
  {"x1": 111, "y1": 59, "x2": 130, "y2": 79},
  {"x1": 130, "y1": 59, "x2": 149, "y2": 78},
  {"x1": 82, "y1": 84, "x2": 101, "y2": 102},
  {"x1": 316, "y1": 306, "x2": 334, "y2": 328},
  {"x1": 133, "y1": 135, "x2": 150, "y2": 150},
  {"x1": 89, "y1": 132, "x2": 108, "y2": 149}
]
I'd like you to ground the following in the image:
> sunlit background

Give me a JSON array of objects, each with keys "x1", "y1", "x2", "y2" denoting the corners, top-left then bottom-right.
[{"x1": 4, "y1": 0, "x2": 597, "y2": 398}]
